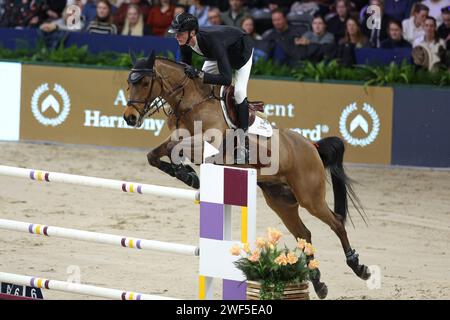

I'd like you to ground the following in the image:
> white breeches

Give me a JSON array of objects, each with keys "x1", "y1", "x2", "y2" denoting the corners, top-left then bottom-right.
[{"x1": 201, "y1": 50, "x2": 253, "y2": 104}]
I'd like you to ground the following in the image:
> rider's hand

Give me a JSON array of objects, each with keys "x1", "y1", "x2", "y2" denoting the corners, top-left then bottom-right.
[{"x1": 184, "y1": 65, "x2": 201, "y2": 79}]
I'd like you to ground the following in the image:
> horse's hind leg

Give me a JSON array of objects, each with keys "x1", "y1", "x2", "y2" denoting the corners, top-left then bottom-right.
[
  {"x1": 258, "y1": 182, "x2": 328, "y2": 299},
  {"x1": 300, "y1": 194, "x2": 371, "y2": 281}
]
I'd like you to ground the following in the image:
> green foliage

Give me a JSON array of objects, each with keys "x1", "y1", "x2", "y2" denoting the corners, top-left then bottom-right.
[
  {"x1": 0, "y1": 42, "x2": 448, "y2": 86},
  {"x1": 233, "y1": 236, "x2": 317, "y2": 300}
]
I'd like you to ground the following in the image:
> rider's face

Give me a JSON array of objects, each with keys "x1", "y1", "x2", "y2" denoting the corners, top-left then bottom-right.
[{"x1": 175, "y1": 31, "x2": 193, "y2": 45}]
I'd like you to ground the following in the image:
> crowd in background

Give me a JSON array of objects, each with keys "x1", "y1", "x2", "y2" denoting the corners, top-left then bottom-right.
[{"x1": 0, "y1": 0, "x2": 449, "y2": 70}]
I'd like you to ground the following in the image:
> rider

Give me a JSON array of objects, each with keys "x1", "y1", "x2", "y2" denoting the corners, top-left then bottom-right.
[{"x1": 168, "y1": 12, "x2": 254, "y2": 163}]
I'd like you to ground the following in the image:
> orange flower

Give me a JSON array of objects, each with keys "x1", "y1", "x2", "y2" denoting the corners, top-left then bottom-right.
[
  {"x1": 287, "y1": 251, "x2": 298, "y2": 265},
  {"x1": 296, "y1": 238, "x2": 307, "y2": 250},
  {"x1": 230, "y1": 244, "x2": 241, "y2": 256},
  {"x1": 274, "y1": 253, "x2": 288, "y2": 266},
  {"x1": 304, "y1": 243, "x2": 316, "y2": 256},
  {"x1": 255, "y1": 237, "x2": 266, "y2": 249},
  {"x1": 267, "y1": 227, "x2": 282, "y2": 245},
  {"x1": 308, "y1": 259, "x2": 320, "y2": 270},
  {"x1": 248, "y1": 250, "x2": 261, "y2": 262},
  {"x1": 243, "y1": 243, "x2": 251, "y2": 254}
]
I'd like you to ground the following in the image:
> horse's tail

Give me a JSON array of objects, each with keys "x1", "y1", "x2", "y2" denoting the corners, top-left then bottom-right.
[{"x1": 315, "y1": 137, "x2": 367, "y2": 225}]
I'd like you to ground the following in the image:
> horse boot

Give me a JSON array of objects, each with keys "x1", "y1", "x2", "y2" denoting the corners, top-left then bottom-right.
[{"x1": 235, "y1": 98, "x2": 249, "y2": 164}]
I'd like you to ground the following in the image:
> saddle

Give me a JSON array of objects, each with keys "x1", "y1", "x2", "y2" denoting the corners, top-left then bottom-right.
[{"x1": 221, "y1": 86, "x2": 265, "y2": 128}]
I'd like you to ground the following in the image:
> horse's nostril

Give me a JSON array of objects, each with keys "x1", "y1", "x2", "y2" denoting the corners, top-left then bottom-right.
[{"x1": 126, "y1": 114, "x2": 137, "y2": 125}]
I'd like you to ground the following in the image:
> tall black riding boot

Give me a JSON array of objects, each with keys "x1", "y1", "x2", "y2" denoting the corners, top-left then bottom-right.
[{"x1": 235, "y1": 98, "x2": 249, "y2": 164}]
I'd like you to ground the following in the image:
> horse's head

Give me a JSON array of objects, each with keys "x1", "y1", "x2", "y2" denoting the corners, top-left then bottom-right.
[{"x1": 123, "y1": 50, "x2": 162, "y2": 127}]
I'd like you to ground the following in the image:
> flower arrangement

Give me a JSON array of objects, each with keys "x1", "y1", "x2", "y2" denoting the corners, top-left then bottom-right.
[{"x1": 230, "y1": 227, "x2": 319, "y2": 300}]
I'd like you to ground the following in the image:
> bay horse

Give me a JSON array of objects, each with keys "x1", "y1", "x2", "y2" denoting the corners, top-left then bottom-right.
[{"x1": 123, "y1": 52, "x2": 371, "y2": 299}]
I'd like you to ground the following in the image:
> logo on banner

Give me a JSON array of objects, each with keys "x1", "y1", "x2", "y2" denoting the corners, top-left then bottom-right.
[
  {"x1": 31, "y1": 83, "x2": 71, "y2": 126},
  {"x1": 339, "y1": 102, "x2": 380, "y2": 147}
]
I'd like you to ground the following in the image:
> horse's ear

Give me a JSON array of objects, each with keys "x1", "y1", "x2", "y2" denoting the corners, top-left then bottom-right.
[
  {"x1": 147, "y1": 50, "x2": 155, "y2": 68},
  {"x1": 129, "y1": 48, "x2": 137, "y2": 66}
]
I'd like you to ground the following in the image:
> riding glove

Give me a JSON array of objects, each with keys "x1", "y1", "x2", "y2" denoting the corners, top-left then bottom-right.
[{"x1": 184, "y1": 65, "x2": 202, "y2": 79}]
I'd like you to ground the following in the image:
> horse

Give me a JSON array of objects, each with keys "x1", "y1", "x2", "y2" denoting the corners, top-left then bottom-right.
[{"x1": 123, "y1": 51, "x2": 371, "y2": 299}]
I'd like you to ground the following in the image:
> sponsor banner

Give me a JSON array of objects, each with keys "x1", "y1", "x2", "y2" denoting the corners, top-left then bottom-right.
[
  {"x1": 20, "y1": 64, "x2": 393, "y2": 164},
  {"x1": 0, "y1": 62, "x2": 21, "y2": 141},
  {"x1": 20, "y1": 64, "x2": 169, "y2": 148},
  {"x1": 248, "y1": 79, "x2": 393, "y2": 164},
  {"x1": 392, "y1": 87, "x2": 450, "y2": 167}
]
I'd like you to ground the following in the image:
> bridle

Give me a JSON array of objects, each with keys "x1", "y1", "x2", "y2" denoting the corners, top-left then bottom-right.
[
  {"x1": 126, "y1": 62, "x2": 215, "y2": 128},
  {"x1": 126, "y1": 67, "x2": 158, "y2": 119}
]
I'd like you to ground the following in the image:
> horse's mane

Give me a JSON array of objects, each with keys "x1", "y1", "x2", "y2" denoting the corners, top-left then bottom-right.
[{"x1": 155, "y1": 56, "x2": 185, "y2": 69}]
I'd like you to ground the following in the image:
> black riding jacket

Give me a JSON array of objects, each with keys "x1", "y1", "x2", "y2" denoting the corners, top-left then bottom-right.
[{"x1": 180, "y1": 25, "x2": 253, "y2": 86}]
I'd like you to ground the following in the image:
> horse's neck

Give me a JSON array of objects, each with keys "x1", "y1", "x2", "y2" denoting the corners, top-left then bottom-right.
[{"x1": 156, "y1": 59, "x2": 214, "y2": 111}]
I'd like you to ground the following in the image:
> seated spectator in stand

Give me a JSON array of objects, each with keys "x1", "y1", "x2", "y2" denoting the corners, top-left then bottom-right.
[
  {"x1": 438, "y1": 6, "x2": 450, "y2": 42},
  {"x1": 221, "y1": 0, "x2": 247, "y2": 27},
  {"x1": 115, "y1": 0, "x2": 149, "y2": 33},
  {"x1": 384, "y1": 0, "x2": 415, "y2": 22},
  {"x1": 40, "y1": 2, "x2": 86, "y2": 33},
  {"x1": 422, "y1": 0, "x2": 450, "y2": 26},
  {"x1": 337, "y1": 16, "x2": 369, "y2": 65},
  {"x1": 361, "y1": 0, "x2": 389, "y2": 48},
  {"x1": 207, "y1": 7, "x2": 224, "y2": 25},
  {"x1": 262, "y1": 9, "x2": 303, "y2": 63},
  {"x1": 293, "y1": 15, "x2": 336, "y2": 63},
  {"x1": 295, "y1": 15, "x2": 335, "y2": 45},
  {"x1": 188, "y1": 0, "x2": 210, "y2": 27},
  {"x1": 241, "y1": 15, "x2": 262, "y2": 40},
  {"x1": 28, "y1": 0, "x2": 68, "y2": 28},
  {"x1": 402, "y1": 3, "x2": 429, "y2": 44},
  {"x1": 122, "y1": 4, "x2": 151, "y2": 36},
  {"x1": 146, "y1": 0, "x2": 175, "y2": 37},
  {"x1": 381, "y1": 20, "x2": 412, "y2": 48},
  {"x1": 327, "y1": 0, "x2": 351, "y2": 43},
  {"x1": 87, "y1": 0, "x2": 117, "y2": 34},
  {"x1": 412, "y1": 16, "x2": 447, "y2": 70}
]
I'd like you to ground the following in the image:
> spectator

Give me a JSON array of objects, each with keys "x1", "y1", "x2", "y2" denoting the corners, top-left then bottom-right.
[
  {"x1": 437, "y1": 6, "x2": 450, "y2": 42},
  {"x1": 339, "y1": 17, "x2": 369, "y2": 47},
  {"x1": 384, "y1": 0, "x2": 415, "y2": 22},
  {"x1": 337, "y1": 16, "x2": 369, "y2": 65},
  {"x1": 327, "y1": 0, "x2": 351, "y2": 43},
  {"x1": 361, "y1": 0, "x2": 389, "y2": 48},
  {"x1": 86, "y1": 0, "x2": 117, "y2": 34},
  {"x1": 122, "y1": 3, "x2": 151, "y2": 36},
  {"x1": 240, "y1": 15, "x2": 262, "y2": 40},
  {"x1": 295, "y1": 15, "x2": 335, "y2": 45},
  {"x1": 422, "y1": 0, "x2": 450, "y2": 26},
  {"x1": 221, "y1": 0, "x2": 248, "y2": 27},
  {"x1": 402, "y1": 3, "x2": 429, "y2": 44},
  {"x1": 188, "y1": 0, "x2": 210, "y2": 27},
  {"x1": 40, "y1": 2, "x2": 86, "y2": 33},
  {"x1": 147, "y1": 0, "x2": 175, "y2": 37},
  {"x1": 207, "y1": 7, "x2": 224, "y2": 25},
  {"x1": 412, "y1": 16, "x2": 447, "y2": 70},
  {"x1": 115, "y1": 0, "x2": 150, "y2": 33},
  {"x1": 262, "y1": 9, "x2": 302, "y2": 63},
  {"x1": 381, "y1": 20, "x2": 412, "y2": 48}
]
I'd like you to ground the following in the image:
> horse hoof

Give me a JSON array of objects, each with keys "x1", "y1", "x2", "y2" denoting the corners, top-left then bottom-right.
[
  {"x1": 359, "y1": 265, "x2": 371, "y2": 280},
  {"x1": 188, "y1": 172, "x2": 200, "y2": 189},
  {"x1": 314, "y1": 282, "x2": 328, "y2": 299}
]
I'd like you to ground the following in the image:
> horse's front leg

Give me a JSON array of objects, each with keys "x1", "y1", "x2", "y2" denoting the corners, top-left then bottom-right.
[
  {"x1": 147, "y1": 136, "x2": 200, "y2": 189},
  {"x1": 147, "y1": 137, "x2": 177, "y2": 177}
]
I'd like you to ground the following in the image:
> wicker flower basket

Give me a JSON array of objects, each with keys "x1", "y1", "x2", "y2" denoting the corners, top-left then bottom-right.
[{"x1": 246, "y1": 280, "x2": 310, "y2": 300}]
